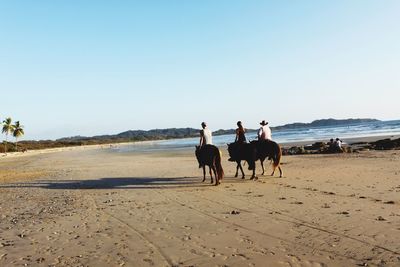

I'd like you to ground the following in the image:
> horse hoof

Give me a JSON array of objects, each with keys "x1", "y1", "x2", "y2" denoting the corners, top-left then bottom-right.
[{"x1": 241, "y1": 176, "x2": 245, "y2": 179}]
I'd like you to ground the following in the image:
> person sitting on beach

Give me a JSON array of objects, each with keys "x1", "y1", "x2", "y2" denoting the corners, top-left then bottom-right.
[
  {"x1": 258, "y1": 120, "x2": 272, "y2": 141},
  {"x1": 327, "y1": 138, "x2": 335, "y2": 153},
  {"x1": 334, "y1": 138, "x2": 343, "y2": 153},
  {"x1": 199, "y1": 122, "x2": 212, "y2": 147}
]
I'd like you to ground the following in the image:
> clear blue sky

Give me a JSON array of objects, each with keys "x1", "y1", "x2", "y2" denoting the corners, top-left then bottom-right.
[{"x1": 1, "y1": 1, "x2": 399, "y2": 140}]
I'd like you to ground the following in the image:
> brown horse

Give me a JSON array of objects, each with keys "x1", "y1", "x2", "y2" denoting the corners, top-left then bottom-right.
[
  {"x1": 250, "y1": 140, "x2": 283, "y2": 177},
  {"x1": 195, "y1": 145, "x2": 224, "y2": 185}
]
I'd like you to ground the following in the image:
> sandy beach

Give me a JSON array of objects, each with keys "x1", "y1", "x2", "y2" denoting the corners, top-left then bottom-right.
[{"x1": 0, "y1": 145, "x2": 399, "y2": 266}]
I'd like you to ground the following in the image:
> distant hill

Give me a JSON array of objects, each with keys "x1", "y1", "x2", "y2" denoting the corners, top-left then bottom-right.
[
  {"x1": 212, "y1": 118, "x2": 380, "y2": 135},
  {"x1": 57, "y1": 118, "x2": 379, "y2": 142},
  {"x1": 272, "y1": 118, "x2": 380, "y2": 131}
]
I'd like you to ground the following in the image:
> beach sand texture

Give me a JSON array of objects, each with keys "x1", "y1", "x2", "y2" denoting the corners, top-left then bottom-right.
[{"x1": 0, "y1": 147, "x2": 399, "y2": 266}]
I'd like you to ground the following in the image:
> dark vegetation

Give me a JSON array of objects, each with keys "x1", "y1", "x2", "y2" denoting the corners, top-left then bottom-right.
[{"x1": 0, "y1": 128, "x2": 200, "y2": 153}]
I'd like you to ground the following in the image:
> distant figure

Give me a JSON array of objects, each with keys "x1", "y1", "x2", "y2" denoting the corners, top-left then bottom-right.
[
  {"x1": 235, "y1": 121, "x2": 247, "y2": 143},
  {"x1": 199, "y1": 122, "x2": 212, "y2": 147},
  {"x1": 334, "y1": 138, "x2": 343, "y2": 152},
  {"x1": 258, "y1": 120, "x2": 272, "y2": 141},
  {"x1": 327, "y1": 138, "x2": 335, "y2": 152}
]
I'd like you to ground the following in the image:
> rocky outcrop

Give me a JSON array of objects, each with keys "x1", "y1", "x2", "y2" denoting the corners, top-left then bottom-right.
[
  {"x1": 282, "y1": 137, "x2": 400, "y2": 156},
  {"x1": 369, "y1": 138, "x2": 400, "y2": 150}
]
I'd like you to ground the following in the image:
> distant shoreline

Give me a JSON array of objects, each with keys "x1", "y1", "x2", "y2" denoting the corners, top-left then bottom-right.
[
  {"x1": 2, "y1": 133, "x2": 399, "y2": 160},
  {"x1": 4, "y1": 119, "x2": 398, "y2": 153}
]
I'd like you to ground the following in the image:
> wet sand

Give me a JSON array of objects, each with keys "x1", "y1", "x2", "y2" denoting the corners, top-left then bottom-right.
[{"x1": 0, "y1": 146, "x2": 399, "y2": 266}]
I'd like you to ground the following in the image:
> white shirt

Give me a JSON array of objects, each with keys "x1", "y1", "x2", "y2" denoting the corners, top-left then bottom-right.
[
  {"x1": 335, "y1": 140, "x2": 342, "y2": 148},
  {"x1": 201, "y1": 128, "x2": 213, "y2": 145},
  {"x1": 258, "y1": 125, "x2": 272, "y2": 140}
]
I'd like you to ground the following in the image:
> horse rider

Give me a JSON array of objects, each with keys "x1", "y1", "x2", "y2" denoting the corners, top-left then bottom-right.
[
  {"x1": 228, "y1": 121, "x2": 247, "y2": 162},
  {"x1": 199, "y1": 122, "x2": 213, "y2": 147},
  {"x1": 235, "y1": 121, "x2": 247, "y2": 143},
  {"x1": 258, "y1": 120, "x2": 272, "y2": 141}
]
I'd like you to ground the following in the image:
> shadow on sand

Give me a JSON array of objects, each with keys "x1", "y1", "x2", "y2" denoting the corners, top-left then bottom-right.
[{"x1": 0, "y1": 176, "x2": 248, "y2": 190}]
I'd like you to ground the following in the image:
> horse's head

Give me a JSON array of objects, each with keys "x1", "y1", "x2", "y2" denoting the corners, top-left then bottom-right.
[
  {"x1": 250, "y1": 140, "x2": 257, "y2": 145},
  {"x1": 195, "y1": 145, "x2": 201, "y2": 162},
  {"x1": 227, "y1": 143, "x2": 235, "y2": 158}
]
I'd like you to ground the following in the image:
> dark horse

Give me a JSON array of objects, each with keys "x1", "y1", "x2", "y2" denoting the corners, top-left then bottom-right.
[
  {"x1": 250, "y1": 140, "x2": 282, "y2": 177},
  {"x1": 195, "y1": 145, "x2": 224, "y2": 186},
  {"x1": 228, "y1": 140, "x2": 282, "y2": 179},
  {"x1": 227, "y1": 142, "x2": 257, "y2": 179}
]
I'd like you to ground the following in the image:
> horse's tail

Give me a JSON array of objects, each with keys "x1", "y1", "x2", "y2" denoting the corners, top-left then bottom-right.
[
  {"x1": 272, "y1": 143, "x2": 282, "y2": 177},
  {"x1": 215, "y1": 148, "x2": 224, "y2": 181},
  {"x1": 273, "y1": 143, "x2": 282, "y2": 167}
]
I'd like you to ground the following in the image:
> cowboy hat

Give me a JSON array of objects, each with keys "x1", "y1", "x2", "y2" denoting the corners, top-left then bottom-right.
[{"x1": 260, "y1": 120, "x2": 268, "y2": 126}]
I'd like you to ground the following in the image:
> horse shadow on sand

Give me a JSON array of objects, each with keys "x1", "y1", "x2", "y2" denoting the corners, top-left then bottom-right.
[{"x1": 0, "y1": 176, "x2": 250, "y2": 190}]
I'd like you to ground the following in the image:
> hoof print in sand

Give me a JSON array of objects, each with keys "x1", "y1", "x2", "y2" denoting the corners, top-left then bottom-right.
[
  {"x1": 376, "y1": 216, "x2": 386, "y2": 221},
  {"x1": 291, "y1": 201, "x2": 303, "y2": 205},
  {"x1": 384, "y1": 201, "x2": 395, "y2": 204}
]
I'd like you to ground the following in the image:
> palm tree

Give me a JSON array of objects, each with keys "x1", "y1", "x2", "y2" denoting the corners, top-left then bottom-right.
[
  {"x1": 12, "y1": 121, "x2": 24, "y2": 152},
  {"x1": 2, "y1": 117, "x2": 14, "y2": 154}
]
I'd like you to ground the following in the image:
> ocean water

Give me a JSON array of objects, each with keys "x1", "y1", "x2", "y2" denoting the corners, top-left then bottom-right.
[{"x1": 115, "y1": 120, "x2": 400, "y2": 152}]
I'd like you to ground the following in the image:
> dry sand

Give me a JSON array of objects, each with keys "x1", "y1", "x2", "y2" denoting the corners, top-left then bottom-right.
[{"x1": 0, "y1": 146, "x2": 399, "y2": 266}]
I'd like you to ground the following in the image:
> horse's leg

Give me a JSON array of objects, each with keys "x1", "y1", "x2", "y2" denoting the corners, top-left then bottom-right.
[
  {"x1": 278, "y1": 166, "x2": 282, "y2": 178},
  {"x1": 209, "y1": 166, "x2": 213, "y2": 184},
  {"x1": 250, "y1": 162, "x2": 257, "y2": 180},
  {"x1": 260, "y1": 159, "x2": 265, "y2": 175},
  {"x1": 238, "y1": 161, "x2": 245, "y2": 179},
  {"x1": 271, "y1": 165, "x2": 276, "y2": 176},
  {"x1": 235, "y1": 164, "x2": 239, "y2": 178},
  {"x1": 250, "y1": 168, "x2": 258, "y2": 180},
  {"x1": 202, "y1": 166, "x2": 206, "y2": 182},
  {"x1": 211, "y1": 166, "x2": 218, "y2": 185}
]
